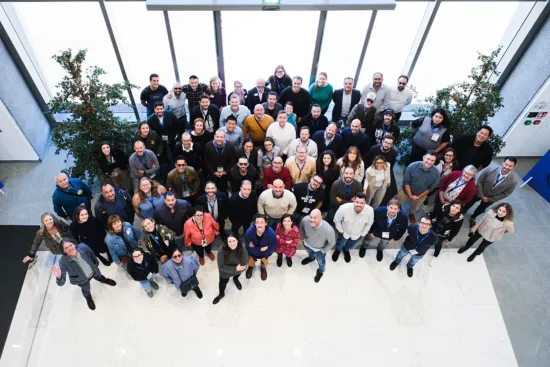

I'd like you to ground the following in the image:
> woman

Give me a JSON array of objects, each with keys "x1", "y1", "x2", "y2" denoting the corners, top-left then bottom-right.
[
  {"x1": 363, "y1": 155, "x2": 391, "y2": 209},
  {"x1": 161, "y1": 247, "x2": 203, "y2": 299},
  {"x1": 267, "y1": 65, "x2": 292, "y2": 96},
  {"x1": 141, "y1": 217, "x2": 176, "y2": 263},
  {"x1": 207, "y1": 76, "x2": 227, "y2": 110},
  {"x1": 257, "y1": 137, "x2": 281, "y2": 177},
  {"x1": 430, "y1": 199, "x2": 464, "y2": 265},
  {"x1": 70, "y1": 207, "x2": 111, "y2": 266},
  {"x1": 190, "y1": 118, "x2": 213, "y2": 149},
  {"x1": 227, "y1": 80, "x2": 248, "y2": 106},
  {"x1": 23, "y1": 212, "x2": 74, "y2": 266},
  {"x1": 184, "y1": 206, "x2": 220, "y2": 266},
  {"x1": 309, "y1": 72, "x2": 334, "y2": 114},
  {"x1": 336, "y1": 146, "x2": 365, "y2": 183},
  {"x1": 285, "y1": 102, "x2": 297, "y2": 127},
  {"x1": 274, "y1": 214, "x2": 300, "y2": 267},
  {"x1": 212, "y1": 233, "x2": 248, "y2": 305},
  {"x1": 132, "y1": 177, "x2": 167, "y2": 220},
  {"x1": 97, "y1": 143, "x2": 131, "y2": 192},
  {"x1": 127, "y1": 248, "x2": 160, "y2": 298},
  {"x1": 459, "y1": 203, "x2": 514, "y2": 262},
  {"x1": 316, "y1": 151, "x2": 340, "y2": 211},
  {"x1": 133, "y1": 122, "x2": 163, "y2": 160},
  {"x1": 236, "y1": 138, "x2": 259, "y2": 170},
  {"x1": 424, "y1": 147, "x2": 459, "y2": 205},
  {"x1": 105, "y1": 215, "x2": 140, "y2": 271},
  {"x1": 410, "y1": 108, "x2": 451, "y2": 163},
  {"x1": 432, "y1": 165, "x2": 477, "y2": 219}
]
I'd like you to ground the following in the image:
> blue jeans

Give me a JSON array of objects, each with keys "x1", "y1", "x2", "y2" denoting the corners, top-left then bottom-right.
[
  {"x1": 305, "y1": 246, "x2": 326, "y2": 273},
  {"x1": 394, "y1": 245, "x2": 424, "y2": 269},
  {"x1": 335, "y1": 233, "x2": 362, "y2": 252},
  {"x1": 138, "y1": 275, "x2": 156, "y2": 293}
]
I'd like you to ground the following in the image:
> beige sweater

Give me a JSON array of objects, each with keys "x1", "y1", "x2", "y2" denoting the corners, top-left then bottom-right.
[
  {"x1": 363, "y1": 163, "x2": 391, "y2": 192},
  {"x1": 471, "y1": 210, "x2": 514, "y2": 242},
  {"x1": 257, "y1": 189, "x2": 297, "y2": 219}
]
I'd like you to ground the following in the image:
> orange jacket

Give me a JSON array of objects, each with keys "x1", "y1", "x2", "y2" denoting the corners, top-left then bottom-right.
[{"x1": 184, "y1": 213, "x2": 220, "y2": 247}]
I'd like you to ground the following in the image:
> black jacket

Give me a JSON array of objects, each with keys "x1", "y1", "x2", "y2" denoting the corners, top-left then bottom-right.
[
  {"x1": 204, "y1": 141, "x2": 237, "y2": 175},
  {"x1": 402, "y1": 224, "x2": 439, "y2": 256},
  {"x1": 197, "y1": 192, "x2": 229, "y2": 222},
  {"x1": 127, "y1": 251, "x2": 159, "y2": 281},
  {"x1": 94, "y1": 189, "x2": 135, "y2": 228},
  {"x1": 312, "y1": 130, "x2": 345, "y2": 158},
  {"x1": 70, "y1": 216, "x2": 108, "y2": 253},
  {"x1": 332, "y1": 88, "x2": 361, "y2": 122},
  {"x1": 153, "y1": 200, "x2": 194, "y2": 236},
  {"x1": 347, "y1": 103, "x2": 377, "y2": 131},
  {"x1": 133, "y1": 130, "x2": 164, "y2": 159},
  {"x1": 267, "y1": 75, "x2": 292, "y2": 96},
  {"x1": 432, "y1": 206, "x2": 464, "y2": 241},
  {"x1": 263, "y1": 102, "x2": 283, "y2": 120},
  {"x1": 173, "y1": 142, "x2": 205, "y2": 172},
  {"x1": 368, "y1": 206, "x2": 408, "y2": 241},
  {"x1": 365, "y1": 144, "x2": 398, "y2": 168},
  {"x1": 97, "y1": 148, "x2": 129, "y2": 177},
  {"x1": 228, "y1": 191, "x2": 258, "y2": 226},
  {"x1": 235, "y1": 146, "x2": 259, "y2": 170},
  {"x1": 190, "y1": 105, "x2": 221, "y2": 133},
  {"x1": 230, "y1": 164, "x2": 260, "y2": 191},
  {"x1": 246, "y1": 87, "x2": 271, "y2": 113},
  {"x1": 299, "y1": 113, "x2": 329, "y2": 137},
  {"x1": 452, "y1": 135, "x2": 494, "y2": 170},
  {"x1": 278, "y1": 87, "x2": 311, "y2": 119},
  {"x1": 147, "y1": 111, "x2": 181, "y2": 144},
  {"x1": 341, "y1": 128, "x2": 370, "y2": 154},
  {"x1": 370, "y1": 119, "x2": 401, "y2": 146}
]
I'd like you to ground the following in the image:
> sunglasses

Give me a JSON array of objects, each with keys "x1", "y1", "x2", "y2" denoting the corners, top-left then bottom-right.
[
  {"x1": 176, "y1": 164, "x2": 186, "y2": 167},
  {"x1": 173, "y1": 88, "x2": 182, "y2": 90},
  {"x1": 172, "y1": 254, "x2": 182, "y2": 259},
  {"x1": 238, "y1": 163, "x2": 248, "y2": 166}
]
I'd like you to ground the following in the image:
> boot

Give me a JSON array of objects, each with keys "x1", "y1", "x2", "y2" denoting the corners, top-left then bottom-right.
[
  {"x1": 98, "y1": 276, "x2": 116, "y2": 286},
  {"x1": 213, "y1": 294, "x2": 225, "y2": 305},
  {"x1": 98, "y1": 255, "x2": 111, "y2": 266},
  {"x1": 276, "y1": 253, "x2": 283, "y2": 267},
  {"x1": 233, "y1": 277, "x2": 242, "y2": 290},
  {"x1": 199, "y1": 257, "x2": 205, "y2": 266},
  {"x1": 376, "y1": 250, "x2": 383, "y2": 262},
  {"x1": 407, "y1": 268, "x2": 414, "y2": 278},
  {"x1": 457, "y1": 247, "x2": 467, "y2": 254},
  {"x1": 389, "y1": 261, "x2": 398, "y2": 271},
  {"x1": 332, "y1": 250, "x2": 341, "y2": 262},
  {"x1": 207, "y1": 252, "x2": 216, "y2": 261},
  {"x1": 467, "y1": 254, "x2": 477, "y2": 262},
  {"x1": 301, "y1": 257, "x2": 314, "y2": 265},
  {"x1": 150, "y1": 280, "x2": 159, "y2": 290},
  {"x1": 85, "y1": 295, "x2": 96, "y2": 310},
  {"x1": 261, "y1": 268, "x2": 268, "y2": 281},
  {"x1": 286, "y1": 257, "x2": 293, "y2": 267},
  {"x1": 359, "y1": 247, "x2": 367, "y2": 258},
  {"x1": 343, "y1": 250, "x2": 351, "y2": 263},
  {"x1": 314, "y1": 269, "x2": 323, "y2": 283},
  {"x1": 193, "y1": 287, "x2": 203, "y2": 299},
  {"x1": 147, "y1": 291, "x2": 154, "y2": 298},
  {"x1": 246, "y1": 266, "x2": 253, "y2": 279}
]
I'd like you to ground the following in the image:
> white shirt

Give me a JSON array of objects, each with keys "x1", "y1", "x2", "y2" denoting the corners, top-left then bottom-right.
[
  {"x1": 341, "y1": 91, "x2": 352, "y2": 117},
  {"x1": 333, "y1": 202, "x2": 374, "y2": 240},
  {"x1": 287, "y1": 138, "x2": 318, "y2": 159},
  {"x1": 266, "y1": 122, "x2": 296, "y2": 155}
]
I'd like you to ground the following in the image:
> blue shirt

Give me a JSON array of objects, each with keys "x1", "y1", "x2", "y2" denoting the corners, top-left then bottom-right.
[
  {"x1": 139, "y1": 193, "x2": 165, "y2": 219},
  {"x1": 402, "y1": 161, "x2": 440, "y2": 195},
  {"x1": 223, "y1": 126, "x2": 244, "y2": 148}
]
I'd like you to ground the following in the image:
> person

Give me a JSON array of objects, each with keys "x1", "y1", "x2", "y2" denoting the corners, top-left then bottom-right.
[
  {"x1": 24, "y1": 213, "x2": 74, "y2": 266},
  {"x1": 341, "y1": 119, "x2": 369, "y2": 153},
  {"x1": 141, "y1": 217, "x2": 175, "y2": 263},
  {"x1": 365, "y1": 135, "x2": 398, "y2": 206},
  {"x1": 287, "y1": 127, "x2": 318, "y2": 159},
  {"x1": 245, "y1": 214, "x2": 277, "y2": 281},
  {"x1": 190, "y1": 94, "x2": 220, "y2": 134},
  {"x1": 236, "y1": 138, "x2": 259, "y2": 171},
  {"x1": 292, "y1": 175, "x2": 324, "y2": 224},
  {"x1": 263, "y1": 91, "x2": 283, "y2": 119},
  {"x1": 266, "y1": 111, "x2": 295, "y2": 157},
  {"x1": 228, "y1": 180, "x2": 258, "y2": 235},
  {"x1": 309, "y1": 72, "x2": 333, "y2": 114},
  {"x1": 212, "y1": 233, "x2": 248, "y2": 305},
  {"x1": 222, "y1": 115, "x2": 244, "y2": 148},
  {"x1": 128, "y1": 140, "x2": 160, "y2": 188},
  {"x1": 163, "y1": 82, "x2": 187, "y2": 128},
  {"x1": 274, "y1": 214, "x2": 300, "y2": 268},
  {"x1": 153, "y1": 191, "x2": 193, "y2": 237},
  {"x1": 257, "y1": 179, "x2": 297, "y2": 229},
  {"x1": 127, "y1": 249, "x2": 160, "y2": 298},
  {"x1": 285, "y1": 145, "x2": 317, "y2": 185},
  {"x1": 459, "y1": 203, "x2": 514, "y2": 262},
  {"x1": 397, "y1": 151, "x2": 440, "y2": 223},
  {"x1": 207, "y1": 76, "x2": 227, "y2": 109},
  {"x1": 299, "y1": 209, "x2": 336, "y2": 283},
  {"x1": 147, "y1": 101, "x2": 181, "y2": 162},
  {"x1": 229, "y1": 156, "x2": 259, "y2": 194},
  {"x1": 242, "y1": 104, "x2": 274, "y2": 146},
  {"x1": 360, "y1": 72, "x2": 388, "y2": 109},
  {"x1": 329, "y1": 166, "x2": 363, "y2": 222},
  {"x1": 70, "y1": 207, "x2": 111, "y2": 266},
  {"x1": 267, "y1": 65, "x2": 292, "y2": 96},
  {"x1": 430, "y1": 200, "x2": 464, "y2": 266},
  {"x1": 263, "y1": 156, "x2": 292, "y2": 190},
  {"x1": 140, "y1": 73, "x2": 169, "y2": 117},
  {"x1": 347, "y1": 92, "x2": 377, "y2": 133},
  {"x1": 105, "y1": 214, "x2": 140, "y2": 272},
  {"x1": 336, "y1": 146, "x2": 365, "y2": 183},
  {"x1": 464, "y1": 157, "x2": 518, "y2": 227},
  {"x1": 246, "y1": 77, "x2": 271, "y2": 113},
  {"x1": 94, "y1": 183, "x2": 134, "y2": 228},
  {"x1": 161, "y1": 247, "x2": 203, "y2": 299},
  {"x1": 370, "y1": 109, "x2": 400, "y2": 146},
  {"x1": 363, "y1": 155, "x2": 391, "y2": 209},
  {"x1": 220, "y1": 94, "x2": 250, "y2": 127},
  {"x1": 196, "y1": 181, "x2": 229, "y2": 238},
  {"x1": 180, "y1": 75, "x2": 208, "y2": 110},
  {"x1": 227, "y1": 80, "x2": 248, "y2": 106},
  {"x1": 316, "y1": 150, "x2": 340, "y2": 211},
  {"x1": 204, "y1": 129, "x2": 237, "y2": 192},
  {"x1": 423, "y1": 147, "x2": 460, "y2": 206},
  {"x1": 278, "y1": 76, "x2": 311, "y2": 121},
  {"x1": 452, "y1": 126, "x2": 494, "y2": 170},
  {"x1": 133, "y1": 122, "x2": 163, "y2": 162},
  {"x1": 332, "y1": 77, "x2": 361, "y2": 123},
  {"x1": 184, "y1": 206, "x2": 220, "y2": 266},
  {"x1": 312, "y1": 123, "x2": 345, "y2": 158},
  {"x1": 378, "y1": 75, "x2": 413, "y2": 122},
  {"x1": 257, "y1": 137, "x2": 280, "y2": 177},
  {"x1": 51, "y1": 241, "x2": 116, "y2": 310},
  {"x1": 52, "y1": 173, "x2": 92, "y2": 221},
  {"x1": 432, "y1": 165, "x2": 477, "y2": 219},
  {"x1": 166, "y1": 156, "x2": 200, "y2": 202},
  {"x1": 97, "y1": 143, "x2": 131, "y2": 192},
  {"x1": 174, "y1": 132, "x2": 204, "y2": 176},
  {"x1": 131, "y1": 177, "x2": 167, "y2": 220},
  {"x1": 410, "y1": 108, "x2": 451, "y2": 162},
  {"x1": 190, "y1": 118, "x2": 213, "y2": 149},
  {"x1": 285, "y1": 102, "x2": 297, "y2": 127},
  {"x1": 360, "y1": 199, "x2": 408, "y2": 260},
  {"x1": 299, "y1": 104, "x2": 329, "y2": 136}
]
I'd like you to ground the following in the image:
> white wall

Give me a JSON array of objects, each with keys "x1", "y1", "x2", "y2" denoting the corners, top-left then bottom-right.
[{"x1": 0, "y1": 99, "x2": 39, "y2": 161}]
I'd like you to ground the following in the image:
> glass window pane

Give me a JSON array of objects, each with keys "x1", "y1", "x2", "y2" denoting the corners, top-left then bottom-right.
[
  {"x1": 317, "y1": 11, "x2": 372, "y2": 89},
  {"x1": 221, "y1": 11, "x2": 319, "y2": 92}
]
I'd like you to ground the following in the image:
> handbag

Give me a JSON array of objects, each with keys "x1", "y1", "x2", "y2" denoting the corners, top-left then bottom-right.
[{"x1": 179, "y1": 274, "x2": 199, "y2": 294}]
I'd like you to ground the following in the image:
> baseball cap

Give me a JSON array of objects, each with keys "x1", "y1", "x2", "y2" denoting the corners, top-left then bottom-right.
[
  {"x1": 366, "y1": 92, "x2": 376, "y2": 102},
  {"x1": 383, "y1": 108, "x2": 395, "y2": 116}
]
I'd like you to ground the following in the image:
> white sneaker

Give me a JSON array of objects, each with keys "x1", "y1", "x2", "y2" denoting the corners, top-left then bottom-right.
[{"x1": 430, "y1": 256, "x2": 438, "y2": 267}]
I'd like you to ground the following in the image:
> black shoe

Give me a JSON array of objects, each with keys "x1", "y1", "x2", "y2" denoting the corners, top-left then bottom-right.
[
  {"x1": 286, "y1": 257, "x2": 293, "y2": 267},
  {"x1": 314, "y1": 269, "x2": 323, "y2": 283},
  {"x1": 376, "y1": 250, "x2": 383, "y2": 262},
  {"x1": 213, "y1": 294, "x2": 224, "y2": 305},
  {"x1": 469, "y1": 218, "x2": 476, "y2": 228},
  {"x1": 332, "y1": 250, "x2": 341, "y2": 262},
  {"x1": 181, "y1": 292, "x2": 187, "y2": 297},
  {"x1": 276, "y1": 253, "x2": 283, "y2": 267},
  {"x1": 359, "y1": 247, "x2": 366, "y2": 258},
  {"x1": 85, "y1": 296, "x2": 96, "y2": 310},
  {"x1": 423, "y1": 198, "x2": 429, "y2": 206},
  {"x1": 234, "y1": 278, "x2": 242, "y2": 290},
  {"x1": 458, "y1": 247, "x2": 467, "y2": 254},
  {"x1": 467, "y1": 254, "x2": 476, "y2": 262},
  {"x1": 301, "y1": 257, "x2": 314, "y2": 265},
  {"x1": 150, "y1": 280, "x2": 159, "y2": 290},
  {"x1": 343, "y1": 250, "x2": 351, "y2": 263},
  {"x1": 389, "y1": 261, "x2": 398, "y2": 271},
  {"x1": 246, "y1": 266, "x2": 253, "y2": 279},
  {"x1": 99, "y1": 256, "x2": 111, "y2": 266},
  {"x1": 407, "y1": 268, "x2": 413, "y2": 278},
  {"x1": 99, "y1": 277, "x2": 116, "y2": 286},
  {"x1": 193, "y1": 287, "x2": 203, "y2": 299}
]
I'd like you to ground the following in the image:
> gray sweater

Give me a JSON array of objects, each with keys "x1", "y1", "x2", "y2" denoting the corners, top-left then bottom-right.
[
  {"x1": 128, "y1": 149, "x2": 160, "y2": 179},
  {"x1": 217, "y1": 247, "x2": 249, "y2": 279},
  {"x1": 299, "y1": 217, "x2": 335, "y2": 253}
]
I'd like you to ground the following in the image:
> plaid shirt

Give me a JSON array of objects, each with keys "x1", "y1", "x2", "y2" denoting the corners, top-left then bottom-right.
[{"x1": 182, "y1": 83, "x2": 208, "y2": 109}]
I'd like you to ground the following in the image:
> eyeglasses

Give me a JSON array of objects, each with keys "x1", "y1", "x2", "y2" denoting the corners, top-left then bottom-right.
[
  {"x1": 273, "y1": 161, "x2": 282, "y2": 165},
  {"x1": 133, "y1": 254, "x2": 143, "y2": 259},
  {"x1": 195, "y1": 213, "x2": 204, "y2": 217},
  {"x1": 176, "y1": 164, "x2": 186, "y2": 167},
  {"x1": 235, "y1": 85, "x2": 242, "y2": 88},
  {"x1": 172, "y1": 254, "x2": 182, "y2": 259}
]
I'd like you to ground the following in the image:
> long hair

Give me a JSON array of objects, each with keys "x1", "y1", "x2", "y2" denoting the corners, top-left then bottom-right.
[
  {"x1": 491, "y1": 203, "x2": 514, "y2": 222},
  {"x1": 279, "y1": 214, "x2": 295, "y2": 230},
  {"x1": 72, "y1": 206, "x2": 90, "y2": 223},
  {"x1": 316, "y1": 150, "x2": 339, "y2": 179},
  {"x1": 273, "y1": 65, "x2": 288, "y2": 80},
  {"x1": 208, "y1": 76, "x2": 222, "y2": 94},
  {"x1": 39, "y1": 212, "x2": 64, "y2": 237},
  {"x1": 315, "y1": 72, "x2": 327, "y2": 93},
  {"x1": 369, "y1": 155, "x2": 388, "y2": 172},
  {"x1": 435, "y1": 147, "x2": 459, "y2": 168},
  {"x1": 443, "y1": 199, "x2": 464, "y2": 216},
  {"x1": 222, "y1": 232, "x2": 243, "y2": 263},
  {"x1": 137, "y1": 177, "x2": 162, "y2": 203},
  {"x1": 261, "y1": 137, "x2": 276, "y2": 154},
  {"x1": 342, "y1": 146, "x2": 363, "y2": 172},
  {"x1": 431, "y1": 107, "x2": 449, "y2": 127}
]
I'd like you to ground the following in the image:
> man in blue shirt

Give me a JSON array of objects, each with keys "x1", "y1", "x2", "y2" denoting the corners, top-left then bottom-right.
[
  {"x1": 52, "y1": 173, "x2": 92, "y2": 220},
  {"x1": 222, "y1": 115, "x2": 244, "y2": 148}
]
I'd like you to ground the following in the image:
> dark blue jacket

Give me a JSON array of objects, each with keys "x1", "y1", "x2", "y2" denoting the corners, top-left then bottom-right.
[
  {"x1": 56, "y1": 244, "x2": 100, "y2": 286},
  {"x1": 369, "y1": 207, "x2": 408, "y2": 241},
  {"x1": 341, "y1": 128, "x2": 370, "y2": 153},
  {"x1": 312, "y1": 130, "x2": 345, "y2": 158},
  {"x1": 196, "y1": 192, "x2": 229, "y2": 222},
  {"x1": 245, "y1": 226, "x2": 276, "y2": 259},
  {"x1": 402, "y1": 225, "x2": 439, "y2": 255},
  {"x1": 52, "y1": 178, "x2": 92, "y2": 218}
]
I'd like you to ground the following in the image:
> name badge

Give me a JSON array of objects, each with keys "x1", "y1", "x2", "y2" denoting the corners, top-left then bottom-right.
[
  {"x1": 110, "y1": 171, "x2": 118, "y2": 177},
  {"x1": 410, "y1": 249, "x2": 419, "y2": 256},
  {"x1": 444, "y1": 230, "x2": 451, "y2": 236},
  {"x1": 209, "y1": 95, "x2": 214, "y2": 98},
  {"x1": 201, "y1": 239, "x2": 208, "y2": 247},
  {"x1": 431, "y1": 133, "x2": 440, "y2": 142},
  {"x1": 126, "y1": 229, "x2": 132, "y2": 236},
  {"x1": 162, "y1": 135, "x2": 169, "y2": 142},
  {"x1": 217, "y1": 166, "x2": 224, "y2": 173},
  {"x1": 295, "y1": 179, "x2": 302, "y2": 184},
  {"x1": 382, "y1": 232, "x2": 390, "y2": 239},
  {"x1": 183, "y1": 191, "x2": 191, "y2": 198},
  {"x1": 254, "y1": 93, "x2": 258, "y2": 96},
  {"x1": 302, "y1": 208, "x2": 310, "y2": 214}
]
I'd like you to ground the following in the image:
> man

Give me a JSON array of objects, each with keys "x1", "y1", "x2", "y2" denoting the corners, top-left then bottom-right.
[
  {"x1": 242, "y1": 104, "x2": 274, "y2": 146},
  {"x1": 397, "y1": 151, "x2": 440, "y2": 223},
  {"x1": 140, "y1": 73, "x2": 169, "y2": 118},
  {"x1": 378, "y1": 75, "x2": 413, "y2": 122},
  {"x1": 181, "y1": 75, "x2": 209, "y2": 109},
  {"x1": 263, "y1": 91, "x2": 282, "y2": 119},
  {"x1": 341, "y1": 118, "x2": 370, "y2": 152},
  {"x1": 333, "y1": 193, "x2": 374, "y2": 263},
  {"x1": 166, "y1": 156, "x2": 200, "y2": 203},
  {"x1": 360, "y1": 72, "x2": 388, "y2": 109},
  {"x1": 148, "y1": 101, "x2": 180, "y2": 168},
  {"x1": 347, "y1": 92, "x2": 377, "y2": 132},
  {"x1": 246, "y1": 78, "x2": 271, "y2": 113},
  {"x1": 94, "y1": 183, "x2": 134, "y2": 228},
  {"x1": 52, "y1": 173, "x2": 92, "y2": 220},
  {"x1": 360, "y1": 199, "x2": 408, "y2": 261},
  {"x1": 153, "y1": 191, "x2": 193, "y2": 237},
  {"x1": 204, "y1": 129, "x2": 237, "y2": 192},
  {"x1": 452, "y1": 126, "x2": 494, "y2": 171},
  {"x1": 266, "y1": 111, "x2": 295, "y2": 157},
  {"x1": 332, "y1": 77, "x2": 361, "y2": 123},
  {"x1": 299, "y1": 104, "x2": 329, "y2": 137},
  {"x1": 389, "y1": 216, "x2": 439, "y2": 278},
  {"x1": 128, "y1": 141, "x2": 160, "y2": 188},
  {"x1": 220, "y1": 94, "x2": 250, "y2": 127},
  {"x1": 245, "y1": 214, "x2": 276, "y2": 281},
  {"x1": 329, "y1": 166, "x2": 363, "y2": 223},
  {"x1": 257, "y1": 179, "x2": 297, "y2": 228},
  {"x1": 163, "y1": 82, "x2": 187, "y2": 129},
  {"x1": 365, "y1": 135, "x2": 398, "y2": 206},
  {"x1": 370, "y1": 109, "x2": 400, "y2": 146},
  {"x1": 190, "y1": 94, "x2": 220, "y2": 134},
  {"x1": 222, "y1": 115, "x2": 244, "y2": 148},
  {"x1": 51, "y1": 241, "x2": 116, "y2": 310},
  {"x1": 312, "y1": 123, "x2": 345, "y2": 158},
  {"x1": 278, "y1": 76, "x2": 311, "y2": 120},
  {"x1": 196, "y1": 181, "x2": 229, "y2": 238},
  {"x1": 228, "y1": 180, "x2": 258, "y2": 235},
  {"x1": 263, "y1": 156, "x2": 292, "y2": 190},
  {"x1": 285, "y1": 145, "x2": 317, "y2": 185},
  {"x1": 465, "y1": 157, "x2": 518, "y2": 227},
  {"x1": 292, "y1": 175, "x2": 324, "y2": 224},
  {"x1": 299, "y1": 209, "x2": 335, "y2": 283},
  {"x1": 173, "y1": 132, "x2": 204, "y2": 174},
  {"x1": 287, "y1": 126, "x2": 318, "y2": 159},
  {"x1": 229, "y1": 156, "x2": 259, "y2": 194}
]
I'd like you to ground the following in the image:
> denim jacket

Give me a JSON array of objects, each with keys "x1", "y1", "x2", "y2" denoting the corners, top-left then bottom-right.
[{"x1": 105, "y1": 222, "x2": 141, "y2": 265}]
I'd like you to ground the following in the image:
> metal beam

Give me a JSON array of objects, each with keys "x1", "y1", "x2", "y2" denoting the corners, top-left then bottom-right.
[
  {"x1": 98, "y1": 0, "x2": 140, "y2": 121},
  {"x1": 213, "y1": 10, "x2": 225, "y2": 85},
  {"x1": 309, "y1": 10, "x2": 327, "y2": 86},
  {"x1": 354, "y1": 10, "x2": 377, "y2": 89},
  {"x1": 164, "y1": 10, "x2": 179, "y2": 82}
]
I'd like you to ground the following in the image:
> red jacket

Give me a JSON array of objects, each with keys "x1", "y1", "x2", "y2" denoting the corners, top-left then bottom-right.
[
  {"x1": 184, "y1": 214, "x2": 220, "y2": 247},
  {"x1": 440, "y1": 170, "x2": 476, "y2": 205},
  {"x1": 263, "y1": 166, "x2": 292, "y2": 190}
]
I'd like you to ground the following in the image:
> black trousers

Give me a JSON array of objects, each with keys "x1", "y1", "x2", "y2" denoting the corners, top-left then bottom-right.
[
  {"x1": 410, "y1": 142, "x2": 427, "y2": 164},
  {"x1": 78, "y1": 274, "x2": 107, "y2": 298},
  {"x1": 394, "y1": 111, "x2": 402, "y2": 122},
  {"x1": 463, "y1": 232, "x2": 493, "y2": 255},
  {"x1": 231, "y1": 221, "x2": 251, "y2": 235},
  {"x1": 464, "y1": 196, "x2": 492, "y2": 219},
  {"x1": 191, "y1": 243, "x2": 213, "y2": 258},
  {"x1": 218, "y1": 273, "x2": 241, "y2": 295}
]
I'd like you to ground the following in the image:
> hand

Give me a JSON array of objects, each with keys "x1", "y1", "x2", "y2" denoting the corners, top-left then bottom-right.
[
  {"x1": 261, "y1": 246, "x2": 268, "y2": 252},
  {"x1": 363, "y1": 190, "x2": 367, "y2": 195},
  {"x1": 336, "y1": 197, "x2": 342, "y2": 204},
  {"x1": 151, "y1": 164, "x2": 156, "y2": 168},
  {"x1": 468, "y1": 228, "x2": 475, "y2": 234},
  {"x1": 442, "y1": 240, "x2": 449, "y2": 246},
  {"x1": 482, "y1": 196, "x2": 489, "y2": 202},
  {"x1": 249, "y1": 241, "x2": 255, "y2": 248},
  {"x1": 22, "y1": 256, "x2": 34, "y2": 264},
  {"x1": 369, "y1": 233, "x2": 375, "y2": 239},
  {"x1": 236, "y1": 264, "x2": 247, "y2": 272},
  {"x1": 118, "y1": 263, "x2": 124, "y2": 267},
  {"x1": 388, "y1": 239, "x2": 395, "y2": 244},
  {"x1": 442, "y1": 200, "x2": 449, "y2": 205},
  {"x1": 285, "y1": 240, "x2": 293, "y2": 245},
  {"x1": 50, "y1": 266, "x2": 61, "y2": 279},
  {"x1": 138, "y1": 240, "x2": 143, "y2": 247},
  {"x1": 160, "y1": 255, "x2": 169, "y2": 263},
  {"x1": 386, "y1": 183, "x2": 391, "y2": 188},
  {"x1": 410, "y1": 195, "x2": 419, "y2": 201},
  {"x1": 138, "y1": 170, "x2": 145, "y2": 175}
]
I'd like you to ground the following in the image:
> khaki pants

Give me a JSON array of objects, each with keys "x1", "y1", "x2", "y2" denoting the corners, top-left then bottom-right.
[
  {"x1": 396, "y1": 189, "x2": 423, "y2": 215},
  {"x1": 367, "y1": 186, "x2": 387, "y2": 209},
  {"x1": 248, "y1": 256, "x2": 268, "y2": 268}
]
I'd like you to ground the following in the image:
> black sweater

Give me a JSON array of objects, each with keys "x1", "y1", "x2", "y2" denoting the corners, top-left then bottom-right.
[
  {"x1": 228, "y1": 191, "x2": 258, "y2": 226},
  {"x1": 432, "y1": 209, "x2": 464, "y2": 241},
  {"x1": 173, "y1": 142, "x2": 205, "y2": 171},
  {"x1": 278, "y1": 87, "x2": 311, "y2": 119},
  {"x1": 204, "y1": 141, "x2": 237, "y2": 175},
  {"x1": 127, "y1": 252, "x2": 159, "y2": 281},
  {"x1": 452, "y1": 135, "x2": 494, "y2": 170},
  {"x1": 97, "y1": 148, "x2": 129, "y2": 176},
  {"x1": 370, "y1": 119, "x2": 401, "y2": 146}
]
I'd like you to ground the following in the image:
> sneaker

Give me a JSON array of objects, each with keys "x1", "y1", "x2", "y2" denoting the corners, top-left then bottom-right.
[
  {"x1": 332, "y1": 250, "x2": 341, "y2": 262},
  {"x1": 147, "y1": 291, "x2": 154, "y2": 298},
  {"x1": 276, "y1": 254, "x2": 283, "y2": 267},
  {"x1": 469, "y1": 218, "x2": 476, "y2": 228},
  {"x1": 213, "y1": 294, "x2": 224, "y2": 305},
  {"x1": 457, "y1": 247, "x2": 467, "y2": 254},
  {"x1": 85, "y1": 296, "x2": 96, "y2": 310},
  {"x1": 286, "y1": 257, "x2": 293, "y2": 267},
  {"x1": 246, "y1": 266, "x2": 253, "y2": 279},
  {"x1": 207, "y1": 252, "x2": 216, "y2": 261},
  {"x1": 193, "y1": 287, "x2": 203, "y2": 299},
  {"x1": 233, "y1": 278, "x2": 242, "y2": 290},
  {"x1": 301, "y1": 257, "x2": 314, "y2": 266},
  {"x1": 467, "y1": 254, "x2": 476, "y2": 262},
  {"x1": 359, "y1": 247, "x2": 367, "y2": 258},
  {"x1": 314, "y1": 270, "x2": 323, "y2": 283},
  {"x1": 261, "y1": 268, "x2": 268, "y2": 281},
  {"x1": 376, "y1": 250, "x2": 383, "y2": 262},
  {"x1": 430, "y1": 256, "x2": 438, "y2": 267},
  {"x1": 389, "y1": 261, "x2": 398, "y2": 271},
  {"x1": 199, "y1": 257, "x2": 205, "y2": 266},
  {"x1": 150, "y1": 280, "x2": 159, "y2": 290},
  {"x1": 407, "y1": 268, "x2": 414, "y2": 278},
  {"x1": 343, "y1": 250, "x2": 351, "y2": 263}
]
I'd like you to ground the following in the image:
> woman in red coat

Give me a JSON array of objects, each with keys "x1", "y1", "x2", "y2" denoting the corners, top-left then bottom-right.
[
  {"x1": 432, "y1": 165, "x2": 477, "y2": 219},
  {"x1": 184, "y1": 205, "x2": 220, "y2": 266}
]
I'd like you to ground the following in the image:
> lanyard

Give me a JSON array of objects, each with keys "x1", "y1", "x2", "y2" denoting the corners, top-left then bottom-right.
[
  {"x1": 276, "y1": 79, "x2": 284, "y2": 91},
  {"x1": 431, "y1": 122, "x2": 442, "y2": 133},
  {"x1": 494, "y1": 174, "x2": 506, "y2": 187},
  {"x1": 387, "y1": 215, "x2": 395, "y2": 227},
  {"x1": 213, "y1": 141, "x2": 226, "y2": 155},
  {"x1": 193, "y1": 219, "x2": 206, "y2": 240},
  {"x1": 207, "y1": 198, "x2": 216, "y2": 215},
  {"x1": 149, "y1": 230, "x2": 161, "y2": 248},
  {"x1": 416, "y1": 228, "x2": 429, "y2": 244},
  {"x1": 295, "y1": 159, "x2": 306, "y2": 180},
  {"x1": 447, "y1": 177, "x2": 466, "y2": 193},
  {"x1": 107, "y1": 155, "x2": 113, "y2": 167},
  {"x1": 202, "y1": 109, "x2": 209, "y2": 120},
  {"x1": 146, "y1": 195, "x2": 156, "y2": 210},
  {"x1": 441, "y1": 164, "x2": 452, "y2": 177}
]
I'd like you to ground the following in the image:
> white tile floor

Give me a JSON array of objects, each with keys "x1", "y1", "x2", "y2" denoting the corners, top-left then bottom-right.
[{"x1": 1, "y1": 249, "x2": 518, "y2": 367}]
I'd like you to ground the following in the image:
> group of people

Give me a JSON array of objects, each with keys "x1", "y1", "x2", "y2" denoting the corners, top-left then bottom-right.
[{"x1": 33, "y1": 66, "x2": 519, "y2": 311}]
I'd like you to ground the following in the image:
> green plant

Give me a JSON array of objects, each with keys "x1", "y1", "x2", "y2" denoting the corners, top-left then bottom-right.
[
  {"x1": 397, "y1": 48, "x2": 505, "y2": 165},
  {"x1": 49, "y1": 48, "x2": 137, "y2": 181}
]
